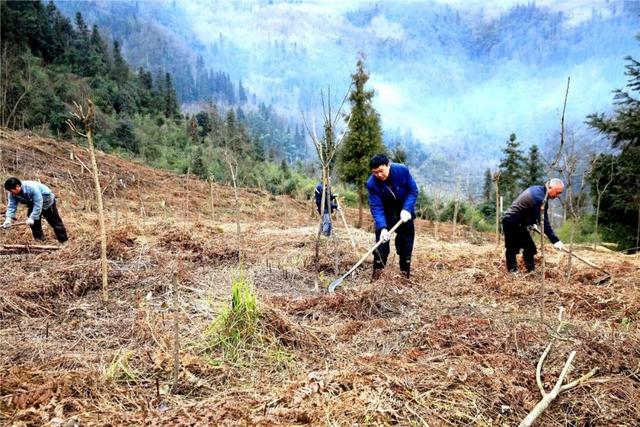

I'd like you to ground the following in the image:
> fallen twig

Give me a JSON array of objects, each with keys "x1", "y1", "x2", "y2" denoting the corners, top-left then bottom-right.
[{"x1": 520, "y1": 307, "x2": 598, "y2": 427}]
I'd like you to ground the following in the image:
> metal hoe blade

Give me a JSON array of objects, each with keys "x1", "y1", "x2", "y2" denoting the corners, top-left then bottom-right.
[{"x1": 328, "y1": 219, "x2": 404, "y2": 293}]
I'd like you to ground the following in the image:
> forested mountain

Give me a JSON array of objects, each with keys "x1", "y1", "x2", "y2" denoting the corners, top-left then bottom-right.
[
  {"x1": 1, "y1": 0, "x2": 310, "y2": 195},
  {"x1": 52, "y1": 0, "x2": 639, "y2": 192}
]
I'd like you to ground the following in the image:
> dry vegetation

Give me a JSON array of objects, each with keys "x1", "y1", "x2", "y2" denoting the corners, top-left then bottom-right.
[{"x1": 0, "y1": 129, "x2": 638, "y2": 426}]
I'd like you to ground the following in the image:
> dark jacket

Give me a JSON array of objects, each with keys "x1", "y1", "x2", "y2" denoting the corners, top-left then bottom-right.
[
  {"x1": 502, "y1": 185, "x2": 559, "y2": 243},
  {"x1": 315, "y1": 183, "x2": 337, "y2": 214},
  {"x1": 366, "y1": 163, "x2": 419, "y2": 231}
]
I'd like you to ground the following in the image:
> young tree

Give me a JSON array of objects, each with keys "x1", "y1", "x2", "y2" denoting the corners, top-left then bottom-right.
[
  {"x1": 498, "y1": 133, "x2": 525, "y2": 204},
  {"x1": 590, "y1": 155, "x2": 614, "y2": 249},
  {"x1": 110, "y1": 40, "x2": 129, "y2": 86},
  {"x1": 338, "y1": 55, "x2": 386, "y2": 227},
  {"x1": 238, "y1": 79, "x2": 248, "y2": 104},
  {"x1": 482, "y1": 168, "x2": 492, "y2": 202},
  {"x1": 587, "y1": 49, "x2": 640, "y2": 251},
  {"x1": 303, "y1": 86, "x2": 350, "y2": 260},
  {"x1": 164, "y1": 72, "x2": 180, "y2": 119},
  {"x1": 522, "y1": 144, "x2": 543, "y2": 188}
]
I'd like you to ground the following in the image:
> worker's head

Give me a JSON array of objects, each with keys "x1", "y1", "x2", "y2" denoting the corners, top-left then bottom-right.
[
  {"x1": 546, "y1": 178, "x2": 564, "y2": 199},
  {"x1": 4, "y1": 177, "x2": 22, "y2": 196},
  {"x1": 370, "y1": 154, "x2": 390, "y2": 181}
]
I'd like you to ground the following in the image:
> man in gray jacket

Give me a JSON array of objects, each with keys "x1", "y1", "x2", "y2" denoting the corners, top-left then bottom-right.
[{"x1": 2, "y1": 177, "x2": 68, "y2": 243}]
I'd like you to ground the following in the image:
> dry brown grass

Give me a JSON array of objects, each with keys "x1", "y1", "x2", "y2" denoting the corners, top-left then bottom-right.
[{"x1": 1, "y1": 129, "x2": 639, "y2": 426}]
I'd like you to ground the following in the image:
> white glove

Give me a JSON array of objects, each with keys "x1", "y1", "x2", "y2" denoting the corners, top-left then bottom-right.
[
  {"x1": 2, "y1": 218, "x2": 12, "y2": 228},
  {"x1": 379, "y1": 228, "x2": 391, "y2": 243},
  {"x1": 25, "y1": 217, "x2": 35, "y2": 226},
  {"x1": 400, "y1": 210, "x2": 412, "y2": 223},
  {"x1": 554, "y1": 241, "x2": 565, "y2": 251}
]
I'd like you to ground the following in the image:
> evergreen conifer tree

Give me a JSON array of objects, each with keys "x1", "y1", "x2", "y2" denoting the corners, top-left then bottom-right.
[
  {"x1": 338, "y1": 56, "x2": 386, "y2": 227},
  {"x1": 521, "y1": 144, "x2": 543, "y2": 188},
  {"x1": 587, "y1": 51, "x2": 640, "y2": 250},
  {"x1": 111, "y1": 40, "x2": 129, "y2": 86},
  {"x1": 164, "y1": 72, "x2": 180, "y2": 118},
  {"x1": 498, "y1": 133, "x2": 525, "y2": 204},
  {"x1": 482, "y1": 168, "x2": 493, "y2": 202}
]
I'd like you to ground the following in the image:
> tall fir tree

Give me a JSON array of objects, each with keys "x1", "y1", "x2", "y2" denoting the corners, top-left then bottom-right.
[
  {"x1": 238, "y1": 79, "x2": 247, "y2": 104},
  {"x1": 521, "y1": 144, "x2": 543, "y2": 189},
  {"x1": 338, "y1": 56, "x2": 386, "y2": 227},
  {"x1": 111, "y1": 40, "x2": 129, "y2": 86},
  {"x1": 164, "y1": 72, "x2": 180, "y2": 119},
  {"x1": 587, "y1": 48, "x2": 640, "y2": 251},
  {"x1": 482, "y1": 168, "x2": 493, "y2": 202},
  {"x1": 88, "y1": 25, "x2": 110, "y2": 76},
  {"x1": 498, "y1": 133, "x2": 525, "y2": 204}
]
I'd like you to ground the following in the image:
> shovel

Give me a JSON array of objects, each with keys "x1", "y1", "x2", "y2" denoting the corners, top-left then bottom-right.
[
  {"x1": 532, "y1": 227, "x2": 611, "y2": 285},
  {"x1": 328, "y1": 219, "x2": 403, "y2": 293}
]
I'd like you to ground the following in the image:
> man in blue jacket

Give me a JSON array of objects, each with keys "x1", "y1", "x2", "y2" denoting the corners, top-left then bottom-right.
[
  {"x1": 314, "y1": 182, "x2": 338, "y2": 236},
  {"x1": 367, "y1": 154, "x2": 419, "y2": 279},
  {"x1": 2, "y1": 177, "x2": 68, "y2": 243},
  {"x1": 501, "y1": 178, "x2": 565, "y2": 273}
]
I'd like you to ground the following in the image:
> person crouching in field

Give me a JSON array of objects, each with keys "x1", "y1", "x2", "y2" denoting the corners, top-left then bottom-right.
[
  {"x1": 2, "y1": 177, "x2": 68, "y2": 243},
  {"x1": 501, "y1": 178, "x2": 565, "y2": 274}
]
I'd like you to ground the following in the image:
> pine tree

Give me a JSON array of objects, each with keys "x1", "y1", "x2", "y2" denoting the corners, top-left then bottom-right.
[
  {"x1": 338, "y1": 56, "x2": 386, "y2": 227},
  {"x1": 164, "y1": 72, "x2": 180, "y2": 119},
  {"x1": 521, "y1": 144, "x2": 543, "y2": 188},
  {"x1": 191, "y1": 145, "x2": 207, "y2": 179},
  {"x1": 111, "y1": 40, "x2": 129, "y2": 86},
  {"x1": 238, "y1": 79, "x2": 248, "y2": 104},
  {"x1": 482, "y1": 168, "x2": 493, "y2": 202},
  {"x1": 498, "y1": 133, "x2": 525, "y2": 204},
  {"x1": 587, "y1": 51, "x2": 640, "y2": 251},
  {"x1": 88, "y1": 25, "x2": 110, "y2": 76}
]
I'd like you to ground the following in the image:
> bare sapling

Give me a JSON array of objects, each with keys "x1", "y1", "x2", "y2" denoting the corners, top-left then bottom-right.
[
  {"x1": 209, "y1": 176, "x2": 215, "y2": 220},
  {"x1": 67, "y1": 99, "x2": 109, "y2": 301},
  {"x1": 539, "y1": 76, "x2": 570, "y2": 323},
  {"x1": 559, "y1": 139, "x2": 591, "y2": 281},
  {"x1": 432, "y1": 190, "x2": 445, "y2": 240},
  {"x1": 591, "y1": 157, "x2": 613, "y2": 249},
  {"x1": 225, "y1": 151, "x2": 243, "y2": 267},
  {"x1": 493, "y1": 171, "x2": 501, "y2": 246},
  {"x1": 171, "y1": 273, "x2": 181, "y2": 393},
  {"x1": 302, "y1": 85, "x2": 352, "y2": 263},
  {"x1": 185, "y1": 163, "x2": 191, "y2": 224},
  {"x1": 137, "y1": 174, "x2": 145, "y2": 218}
]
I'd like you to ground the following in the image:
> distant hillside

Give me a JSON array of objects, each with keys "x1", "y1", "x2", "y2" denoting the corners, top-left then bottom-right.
[{"x1": 53, "y1": 0, "x2": 640, "y2": 191}]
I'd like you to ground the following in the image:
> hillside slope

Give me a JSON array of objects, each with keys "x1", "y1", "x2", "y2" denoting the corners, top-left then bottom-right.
[{"x1": 0, "y1": 129, "x2": 638, "y2": 425}]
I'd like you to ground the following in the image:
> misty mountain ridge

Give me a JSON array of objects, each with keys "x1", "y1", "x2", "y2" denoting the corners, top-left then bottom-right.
[{"x1": 53, "y1": 0, "x2": 639, "y2": 187}]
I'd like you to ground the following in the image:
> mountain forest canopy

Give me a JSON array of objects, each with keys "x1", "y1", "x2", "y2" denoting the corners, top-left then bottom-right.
[{"x1": 0, "y1": 0, "x2": 310, "y2": 194}]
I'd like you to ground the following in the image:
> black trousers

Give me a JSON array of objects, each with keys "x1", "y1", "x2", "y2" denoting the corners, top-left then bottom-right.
[
  {"x1": 373, "y1": 220, "x2": 415, "y2": 274},
  {"x1": 27, "y1": 201, "x2": 68, "y2": 243},
  {"x1": 502, "y1": 219, "x2": 536, "y2": 272}
]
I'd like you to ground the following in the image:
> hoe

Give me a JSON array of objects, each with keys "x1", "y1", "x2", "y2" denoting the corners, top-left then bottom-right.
[
  {"x1": 533, "y1": 228, "x2": 611, "y2": 285},
  {"x1": 328, "y1": 219, "x2": 403, "y2": 293}
]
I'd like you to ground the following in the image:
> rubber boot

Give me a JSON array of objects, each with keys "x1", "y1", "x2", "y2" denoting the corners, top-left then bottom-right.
[
  {"x1": 524, "y1": 254, "x2": 535, "y2": 273},
  {"x1": 400, "y1": 257, "x2": 411, "y2": 279},
  {"x1": 371, "y1": 268, "x2": 383, "y2": 282}
]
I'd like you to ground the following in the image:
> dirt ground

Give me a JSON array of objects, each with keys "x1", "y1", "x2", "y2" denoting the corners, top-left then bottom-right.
[{"x1": 1, "y1": 129, "x2": 639, "y2": 426}]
